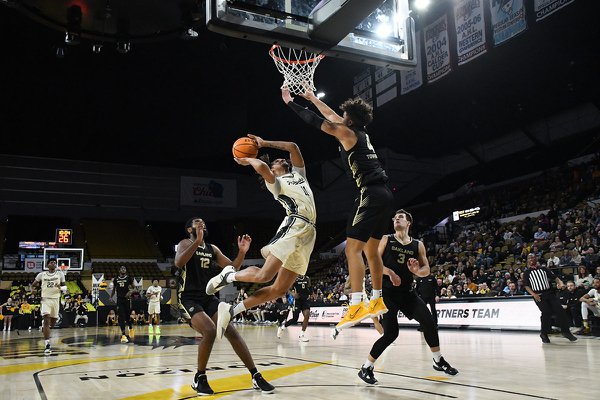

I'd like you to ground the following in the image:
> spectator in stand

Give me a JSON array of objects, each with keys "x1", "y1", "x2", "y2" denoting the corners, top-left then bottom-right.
[
  {"x1": 549, "y1": 237, "x2": 564, "y2": 252},
  {"x1": 559, "y1": 281, "x2": 582, "y2": 331},
  {"x1": 444, "y1": 287, "x2": 456, "y2": 299},
  {"x1": 534, "y1": 227, "x2": 549, "y2": 241},
  {"x1": 575, "y1": 266, "x2": 594, "y2": 289},
  {"x1": 559, "y1": 251, "x2": 573, "y2": 267},
  {"x1": 466, "y1": 278, "x2": 478, "y2": 293},
  {"x1": 503, "y1": 282, "x2": 523, "y2": 297},
  {"x1": 476, "y1": 283, "x2": 491, "y2": 296},
  {"x1": 546, "y1": 252, "x2": 560, "y2": 268}
]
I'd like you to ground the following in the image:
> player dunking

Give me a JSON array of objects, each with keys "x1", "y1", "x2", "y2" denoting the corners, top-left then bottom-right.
[
  {"x1": 205, "y1": 135, "x2": 316, "y2": 339},
  {"x1": 278, "y1": 275, "x2": 311, "y2": 341},
  {"x1": 110, "y1": 266, "x2": 136, "y2": 343},
  {"x1": 32, "y1": 260, "x2": 67, "y2": 355},
  {"x1": 174, "y1": 217, "x2": 274, "y2": 395},
  {"x1": 283, "y1": 88, "x2": 393, "y2": 329},
  {"x1": 358, "y1": 210, "x2": 457, "y2": 384}
]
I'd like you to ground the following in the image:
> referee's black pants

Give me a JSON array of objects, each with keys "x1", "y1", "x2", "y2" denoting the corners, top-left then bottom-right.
[{"x1": 535, "y1": 291, "x2": 570, "y2": 334}]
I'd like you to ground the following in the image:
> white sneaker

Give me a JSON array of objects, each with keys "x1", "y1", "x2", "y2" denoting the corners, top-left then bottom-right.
[
  {"x1": 331, "y1": 328, "x2": 340, "y2": 340},
  {"x1": 277, "y1": 326, "x2": 283, "y2": 339},
  {"x1": 206, "y1": 265, "x2": 236, "y2": 295},
  {"x1": 44, "y1": 343, "x2": 51, "y2": 355},
  {"x1": 299, "y1": 334, "x2": 309, "y2": 342}
]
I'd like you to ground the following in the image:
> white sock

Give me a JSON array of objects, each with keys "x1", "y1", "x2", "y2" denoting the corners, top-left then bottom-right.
[
  {"x1": 432, "y1": 351, "x2": 442, "y2": 363},
  {"x1": 372, "y1": 289, "x2": 382, "y2": 300},
  {"x1": 350, "y1": 292, "x2": 363, "y2": 306},
  {"x1": 232, "y1": 302, "x2": 246, "y2": 316},
  {"x1": 226, "y1": 273, "x2": 237, "y2": 284},
  {"x1": 363, "y1": 359, "x2": 374, "y2": 368}
]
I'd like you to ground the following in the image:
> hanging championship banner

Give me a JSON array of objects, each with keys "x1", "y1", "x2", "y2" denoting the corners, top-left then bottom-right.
[
  {"x1": 424, "y1": 14, "x2": 452, "y2": 84},
  {"x1": 92, "y1": 273, "x2": 104, "y2": 306},
  {"x1": 454, "y1": 0, "x2": 487, "y2": 65},
  {"x1": 400, "y1": 31, "x2": 423, "y2": 95},
  {"x1": 134, "y1": 277, "x2": 143, "y2": 292},
  {"x1": 534, "y1": 0, "x2": 575, "y2": 21},
  {"x1": 488, "y1": 0, "x2": 527, "y2": 46}
]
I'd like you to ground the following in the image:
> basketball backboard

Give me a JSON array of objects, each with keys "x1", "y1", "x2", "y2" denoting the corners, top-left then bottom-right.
[{"x1": 206, "y1": 0, "x2": 416, "y2": 69}]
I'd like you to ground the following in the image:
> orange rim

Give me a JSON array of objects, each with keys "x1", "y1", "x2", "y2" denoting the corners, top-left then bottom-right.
[{"x1": 269, "y1": 44, "x2": 324, "y2": 65}]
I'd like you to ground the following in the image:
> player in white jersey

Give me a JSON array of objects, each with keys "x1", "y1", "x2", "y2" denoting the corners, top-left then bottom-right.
[
  {"x1": 146, "y1": 279, "x2": 163, "y2": 334},
  {"x1": 206, "y1": 134, "x2": 317, "y2": 339},
  {"x1": 579, "y1": 277, "x2": 600, "y2": 334},
  {"x1": 32, "y1": 260, "x2": 67, "y2": 354}
]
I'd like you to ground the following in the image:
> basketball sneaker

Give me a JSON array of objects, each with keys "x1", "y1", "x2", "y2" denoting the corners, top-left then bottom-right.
[
  {"x1": 44, "y1": 343, "x2": 52, "y2": 355},
  {"x1": 252, "y1": 372, "x2": 275, "y2": 393},
  {"x1": 298, "y1": 333, "x2": 309, "y2": 342},
  {"x1": 277, "y1": 325, "x2": 284, "y2": 339},
  {"x1": 120, "y1": 335, "x2": 129, "y2": 343},
  {"x1": 216, "y1": 302, "x2": 233, "y2": 339},
  {"x1": 433, "y1": 357, "x2": 458, "y2": 375},
  {"x1": 367, "y1": 297, "x2": 388, "y2": 318},
  {"x1": 192, "y1": 373, "x2": 214, "y2": 396},
  {"x1": 205, "y1": 265, "x2": 236, "y2": 295},
  {"x1": 540, "y1": 333, "x2": 551, "y2": 343},
  {"x1": 561, "y1": 331, "x2": 577, "y2": 342},
  {"x1": 336, "y1": 303, "x2": 371, "y2": 330},
  {"x1": 358, "y1": 365, "x2": 377, "y2": 385}
]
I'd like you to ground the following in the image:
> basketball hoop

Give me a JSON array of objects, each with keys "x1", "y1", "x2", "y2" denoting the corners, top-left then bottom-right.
[{"x1": 269, "y1": 45, "x2": 324, "y2": 95}]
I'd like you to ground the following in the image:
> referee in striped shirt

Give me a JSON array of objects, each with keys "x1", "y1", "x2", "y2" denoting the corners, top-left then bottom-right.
[{"x1": 523, "y1": 253, "x2": 577, "y2": 343}]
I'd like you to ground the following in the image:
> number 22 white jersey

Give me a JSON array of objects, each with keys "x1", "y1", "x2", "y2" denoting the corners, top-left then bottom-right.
[{"x1": 35, "y1": 270, "x2": 65, "y2": 299}]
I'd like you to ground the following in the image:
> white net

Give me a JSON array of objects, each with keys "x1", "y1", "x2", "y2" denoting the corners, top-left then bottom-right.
[{"x1": 269, "y1": 45, "x2": 325, "y2": 95}]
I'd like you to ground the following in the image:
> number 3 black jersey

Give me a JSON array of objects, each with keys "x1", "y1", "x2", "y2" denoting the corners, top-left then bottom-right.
[
  {"x1": 382, "y1": 235, "x2": 420, "y2": 292},
  {"x1": 178, "y1": 240, "x2": 220, "y2": 299}
]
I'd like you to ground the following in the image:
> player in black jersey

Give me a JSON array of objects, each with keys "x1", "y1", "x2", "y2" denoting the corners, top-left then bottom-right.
[
  {"x1": 110, "y1": 266, "x2": 136, "y2": 343},
  {"x1": 283, "y1": 88, "x2": 393, "y2": 329},
  {"x1": 358, "y1": 210, "x2": 458, "y2": 385},
  {"x1": 278, "y1": 275, "x2": 311, "y2": 341},
  {"x1": 174, "y1": 217, "x2": 274, "y2": 396}
]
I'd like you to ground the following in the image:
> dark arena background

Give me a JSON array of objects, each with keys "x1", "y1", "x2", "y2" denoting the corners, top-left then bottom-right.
[{"x1": 1, "y1": 0, "x2": 599, "y2": 399}]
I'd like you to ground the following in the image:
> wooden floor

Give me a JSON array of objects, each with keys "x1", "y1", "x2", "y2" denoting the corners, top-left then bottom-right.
[{"x1": 0, "y1": 323, "x2": 597, "y2": 399}]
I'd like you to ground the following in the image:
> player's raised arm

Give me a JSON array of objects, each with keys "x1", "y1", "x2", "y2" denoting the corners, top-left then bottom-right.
[
  {"x1": 282, "y1": 88, "x2": 355, "y2": 147},
  {"x1": 299, "y1": 86, "x2": 343, "y2": 123},
  {"x1": 247, "y1": 134, "x2": 304, "y2": 168},
  {"x1": 234, "y1": 157, "x2": 276, "y2": 184}
]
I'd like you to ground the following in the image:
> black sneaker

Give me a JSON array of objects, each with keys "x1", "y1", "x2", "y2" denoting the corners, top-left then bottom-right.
[
  {"x1": 358, "y1": 365, "x2": 378, "y2": 385},
  {"x1": 44, "y1": 343, "x2": 52, "y2": 355},
  {"x1": 191, "y1": 373, "x2": 214, "y2": 396},
  {"x1": 562, "y1": 331, "x2": 577, "y2": 342},
  {"x1": 433, "y1": 357, "x2": 458, "y2": 375},
  {"x1": 540, "y1": 333, "x2": 551, "y2": 343},
  {"x1": 252, "y1": 372, "x2": 275, "y2": 393}
]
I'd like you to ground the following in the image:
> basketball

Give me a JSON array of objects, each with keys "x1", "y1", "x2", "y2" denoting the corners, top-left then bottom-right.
[{"x1": 232, "y1": 137, "x2": 259, "y2": 158}]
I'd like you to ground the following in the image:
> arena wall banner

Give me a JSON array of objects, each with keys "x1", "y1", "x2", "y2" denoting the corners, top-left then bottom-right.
[
  {"x1": 400, "y1": 31, "x2": 423, "y2": 95},
  {"x1": 488, "y1": 0, "x2": 527, "y2": 46},
  {"x1": 534, "y1": 0, "x2": 575, "y2": 21},
  {"x1": 454, "y1": 0, "x2": 487, "y2": 65},
  {"x1": 180, "y1": 176, "x2": 237, "y2": 208},
  {"x1": 297, "y1": 298, "x2": 540, "y2": 330},
  {"x1": 424, "y1": 15, "x2": 452, "y2": 83}
]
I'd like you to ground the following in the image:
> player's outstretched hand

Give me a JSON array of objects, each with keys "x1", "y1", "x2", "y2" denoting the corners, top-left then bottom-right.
[
  {"x1": 238, "y1": 234, "x2": 252, "y2": 253},
  {"x1": 299, "y1": 82, "x2": 316, "y2": 101},
  {"x1": 281, "y1": 87, "x2": 293, "y2": 104},
  {"x1": 247, "y1": 134, "x2": 264, "y2": 148}
]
